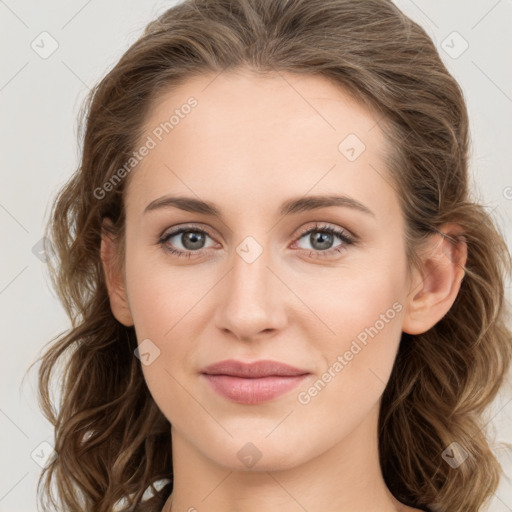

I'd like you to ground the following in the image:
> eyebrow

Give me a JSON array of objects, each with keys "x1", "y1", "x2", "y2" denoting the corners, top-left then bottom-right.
[{"x1": 143, "y1": 194, "x2": 375, "y2": 218}]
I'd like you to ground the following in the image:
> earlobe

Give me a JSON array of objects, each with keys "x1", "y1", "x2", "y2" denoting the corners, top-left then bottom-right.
[
  {"x1": 402, "y1": 223, "x2": 467, "y2": 335},
  {"x1": 100, "y1": 219, "x2": 134, "y2": 327}
]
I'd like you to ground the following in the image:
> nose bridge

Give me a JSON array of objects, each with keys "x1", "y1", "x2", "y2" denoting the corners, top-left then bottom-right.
[
  {"x1": 215, "y1": 233, "x2": 286, "y2": 339},
  {"x1": 229, "y1": 234, "x2": 273, "y2": 307}
]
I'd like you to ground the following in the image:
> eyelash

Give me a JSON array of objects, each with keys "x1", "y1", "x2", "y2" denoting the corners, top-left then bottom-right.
[{"x1": 158, "y1": 222, "x2": 356, "y2": 260}]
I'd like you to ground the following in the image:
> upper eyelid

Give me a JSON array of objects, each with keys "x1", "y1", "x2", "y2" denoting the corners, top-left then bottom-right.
[{"x1": 295, "y1": 223, "x2": 354, "y2": 240}]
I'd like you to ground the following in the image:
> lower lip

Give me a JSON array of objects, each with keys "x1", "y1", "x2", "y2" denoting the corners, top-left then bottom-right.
[{"x1": 201, "y1": 374, "x2": 310, "y2": 404}]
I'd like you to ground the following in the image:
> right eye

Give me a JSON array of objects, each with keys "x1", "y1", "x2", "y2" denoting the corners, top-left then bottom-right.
[{"x1": 159, "y1": 225, "x2": 218, "y2": 258}]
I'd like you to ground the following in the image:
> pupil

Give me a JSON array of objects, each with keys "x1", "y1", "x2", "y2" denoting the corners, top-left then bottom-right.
[
  {"x1": 311, "y1": 232, "x2": 332, "y2": 251},
  {"x1": 183, "y1": 231, "x2": 204, "y2": 250}
]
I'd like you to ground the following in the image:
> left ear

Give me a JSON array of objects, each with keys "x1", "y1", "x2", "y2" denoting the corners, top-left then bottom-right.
[{"x1": 402, "y1": 222, "x2": 468, "y2": 335}]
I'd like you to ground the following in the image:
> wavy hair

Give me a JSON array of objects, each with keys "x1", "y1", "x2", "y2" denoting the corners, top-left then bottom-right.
[{"x1": 27, "y1": 0, "x2": 512, "y2": 511}]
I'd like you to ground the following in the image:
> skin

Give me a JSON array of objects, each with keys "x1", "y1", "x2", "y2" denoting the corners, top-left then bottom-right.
[{"x1": 101, "y1": 69, "x2": 467, "y2": 512}]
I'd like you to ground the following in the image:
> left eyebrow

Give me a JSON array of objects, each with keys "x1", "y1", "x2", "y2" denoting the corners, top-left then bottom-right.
[
  {"x1": 279, "y1": 194, "x2": 375, "y2": 217},
  {"x1": 143, "y1": 193, "x2": 375, "y2": 218}
]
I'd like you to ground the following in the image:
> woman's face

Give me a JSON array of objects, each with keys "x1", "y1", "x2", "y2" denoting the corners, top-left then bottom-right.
[{"x1": 112, "y1": 70, "x2": 416, "y2": 471}]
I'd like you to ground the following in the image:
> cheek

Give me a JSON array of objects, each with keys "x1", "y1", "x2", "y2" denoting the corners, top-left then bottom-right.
[
  {"x1": 296, "y1": 253, "x2": 407, "y2": 400},
  {"x1": 124, "y1": 251, "x2": 218, "y2": 420},
  {"x1": 299, "y1": 249, "x2": 406, "y2": 339},
  {"x1": 125, "y1": 248, "x2": 210, "y2": 338}
]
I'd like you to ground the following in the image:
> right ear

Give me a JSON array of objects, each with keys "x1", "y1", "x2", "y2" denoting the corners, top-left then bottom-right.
[{"x1": 100, "y1": 218, "x2": 134, "y2": 327}]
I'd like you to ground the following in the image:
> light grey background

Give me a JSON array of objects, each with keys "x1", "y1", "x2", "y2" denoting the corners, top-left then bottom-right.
[{"x1": 1, "y1": 1, "x2": 511, "y2": 511}]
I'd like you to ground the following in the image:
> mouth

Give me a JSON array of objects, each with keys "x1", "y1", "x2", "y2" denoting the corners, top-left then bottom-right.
[{"x1": 200, "y1": 359, "x2": 311, "y2": 405}]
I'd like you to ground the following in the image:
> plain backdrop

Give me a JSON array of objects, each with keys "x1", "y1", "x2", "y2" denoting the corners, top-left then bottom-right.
[{"x1": 1, "y1": 1, "x2": 511, "y2": 511}]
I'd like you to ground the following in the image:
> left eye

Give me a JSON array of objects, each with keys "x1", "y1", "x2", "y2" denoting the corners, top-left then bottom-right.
[
  {"x1": 158, "y1": 223, "x2": 355, "y2": 258},
  {"x1": 293, "y1": 225, "x2": 354, "y2": 253}
]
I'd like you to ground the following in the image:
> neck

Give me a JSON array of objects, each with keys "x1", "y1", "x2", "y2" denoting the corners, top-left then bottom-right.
[{"x1": 161, "y1": 402, "x2": 407, "y2": 512}]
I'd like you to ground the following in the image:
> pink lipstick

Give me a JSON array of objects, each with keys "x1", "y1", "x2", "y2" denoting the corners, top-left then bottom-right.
[{"x1": 200, "y1": 359, "x2": 311, "y2": 405}]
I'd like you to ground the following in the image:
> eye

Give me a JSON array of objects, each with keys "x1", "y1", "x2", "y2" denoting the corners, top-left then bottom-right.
[
  {"x1": 158, "y1": 222, "x2": 356, "y2": 259},
  {"x1": 291, "y1": 223, "x2": 355, "y2": 258},
  {"x1": 158, "y1": 225, "x2": 217, "y2": 258}
]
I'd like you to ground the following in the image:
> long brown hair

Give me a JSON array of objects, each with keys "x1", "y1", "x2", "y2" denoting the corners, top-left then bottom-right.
[{"x1": 27, "y1": 0, "x2": 512, "y2": 510}]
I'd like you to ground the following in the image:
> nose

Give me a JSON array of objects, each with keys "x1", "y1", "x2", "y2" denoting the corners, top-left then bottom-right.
[{"x1": 214, "y1": 240, "x2": 288, "y2": 342}]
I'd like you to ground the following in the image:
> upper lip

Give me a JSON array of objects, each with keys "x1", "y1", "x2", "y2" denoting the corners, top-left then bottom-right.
[{"x1": 201, "y1": 359, "x2": 310, "y2": 378}]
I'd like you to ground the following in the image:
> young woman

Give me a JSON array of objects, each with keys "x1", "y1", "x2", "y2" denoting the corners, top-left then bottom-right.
[{"x1": 32, "y1": 0, "x2": 512, "y2": 511}]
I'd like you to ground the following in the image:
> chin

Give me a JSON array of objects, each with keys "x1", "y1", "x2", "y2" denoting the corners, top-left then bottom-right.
[{"x1": 201, "y1": 435, "x2": 312, "y2": 473}]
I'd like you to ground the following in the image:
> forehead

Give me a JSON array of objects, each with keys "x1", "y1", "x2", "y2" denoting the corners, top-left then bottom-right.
[{"x1": 126, "y1": 69, "x2": 396, "y2": 221}]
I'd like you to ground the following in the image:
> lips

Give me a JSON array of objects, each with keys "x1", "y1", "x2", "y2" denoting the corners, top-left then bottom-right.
[
  {"x1": 200, "y1": 359, "x2": 310, "y2": 378},
  {"x1": 200, "y1": 359, "x2": 311, "y2": 404}
]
